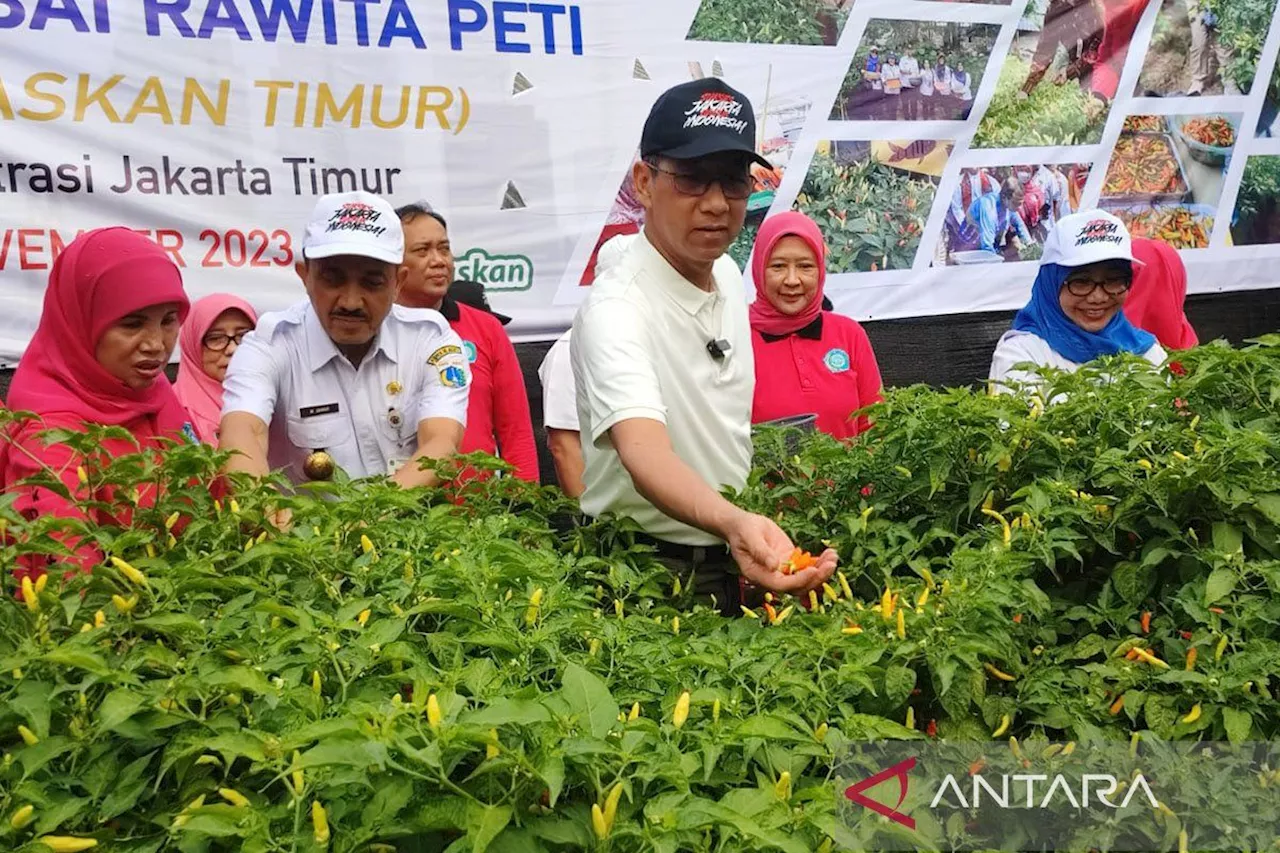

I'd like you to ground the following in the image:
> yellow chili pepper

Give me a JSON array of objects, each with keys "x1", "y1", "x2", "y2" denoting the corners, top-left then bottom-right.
[
  {"x1": 1042, "y1": 743, "x2": 1063, "y2": 759},
  {"x1": 808, "y1": 590, "x2": 819, "y2": 612},
  {"x1": 775, "y1": 605, "x2": 795, "y2": 625},
  {"x1": 145, "y1": 543, "x2": 157, "y2": 558},
  {"x1": 76, "y1": 465, "x2": 88, "y2": 485},
  {"x1": 164, "y1": 511, "x2": 180, "y2": 531},
  {"x1": 21, "y1": 576, "x2": 38, "y2": 612},
  {"x1": 712, "y1": 698, "x2": 721, "y2": 724},
  {"x1": 1009, "y1": 736, "x2": 1024, "y2": 762},
  {"x1": 1215, "y1": 635, "x2": 1228, "y2": 661},
  {"x1": 311, "y1": 670, "x2": 322, "y2": 695},
  {"x1": 36, "y1": 838, "x2": 99, "y2": 852},
  {"x1": 896, "y1": 608, "x2": 906, "y2": 640},
  {"x1": 291, "y1": 752, "x2": 305, "y2": 796},
  {"x1": 1185, "y1": 647, "x2": 1197, "y2": 670},
  {"x1": 357, "y1": 609, "x2": 371, "y2": 627},
  {"x1": 94, "y1": 610, "x2": 106, "y2": 628},
  {"x1": 842, "y1": 626, "x2": 864, "y2": 636},
  {"x1": 775, "y1": 771, "x2": 792, "y2": 801},
  {"x1": 112, "y1": 594, "x2": 137, "y2": 614},
  {"x1": 673, "y1": 691, "x2": 690, "y2": 729},
  {"x1": 1062, "y1": 741, "x2": 1076, "y2": 756},
  {"x1": 229, "y1": 499, "x2": 241, "y2": 516},
  {"x1": 838, "y1": 571, "x2": 854, "y2": 600},
  {"x1": 360, "y1": 534, "x2": 376, "y2": 557},
  {"x1": 427, "y1": 694, "x2": 442, "y2": 730},
  {"x1": 312, "y1": 801, "x2": 330, "y2": 846},
  {"x1": 984, "y1": 663, "x2": 1017, "y2": 682},
  {"x1": 588, "y1": 638, "x2": 601, "y2": 658},
  {"x1": 1172, "y1": 451, "x2": 1190, "y2": 463},
  {"x1": 1181, "y1": 704, "x2": 1202, "y2": 724},
  {"x1": 905, "y1": 707, "x2": 915, "y2": 730},
  {"x1": 981, "y1": 508, "x2": 1012, "y2": 548},
  {"x1": 486, "y1": 729, "x2": 500, "y2": 759},
  {"x1": 219, "y1": 788, "x2": 250, "y2": 808},
  {"x1": 614, "y1": 599, "x2": 624, "y2": 618},
  {"x1": 627, "y1": 702, "x2": 641, "y2": 722},
  {"x1": 603, "y1": 782, "x2": 623, "y2": 830},
  {"x1": 1060, "y1": 437, "x2": 1077, "y2": 446},
  {"x1": 894, "y1": 465, "x2": 913, "y2": 478},
  {"x1": 916, "y1": 587, "x2": 930, "y2": 608},
  {"x1": 1178, "y1": 829, "x2": 1188, "y2": 853},
  {"x1": 1132, "y1": 647, "x2": 1170, "y2": 669},
  {"x1": 880, "y1": 586, "x2": 894, "y2": 621},
  {"x1": 740, "y1": 606, "x2": 759, "y2": 619},
  {"x1": 1138, "y1": 459, "x2": 1153, "y2": 471},
  {"x1": 823, "y1": 583, "x2": 839, "y2": 604},
  {"x1": 815, "y1": 722, "x2": 828, "y2": 742},
  {"x1": 591, "y1": 803, "x2": 608, "y2": 840},
  {"x1": 992, "y1": 714, "x2": 1010, "y2": 737},
  {"x1": 10, "y1": 804, "x2": 34, "y2": 829}
]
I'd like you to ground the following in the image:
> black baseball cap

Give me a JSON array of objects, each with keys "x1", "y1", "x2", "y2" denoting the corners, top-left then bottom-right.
[
  {"x1": 640, "y1": 79, "x2": 770, "y2": 168},
  {"x1": 449, "y1": 279, "x2": 512, "y2": 326}
]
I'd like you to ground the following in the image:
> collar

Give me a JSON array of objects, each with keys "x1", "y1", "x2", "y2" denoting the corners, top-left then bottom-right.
[
  {"x1": 758, "y1": 314, "x2": 824, "y2": 343},
  {"x1": 635, "y1": 230, "x2": 721, "y2": 316},
  {"x1": 438, "y1": 294, "x2": 461, "y2": 322},
  {"x1": 303, "y1": 303, "x2": 397, "y2": 372}
]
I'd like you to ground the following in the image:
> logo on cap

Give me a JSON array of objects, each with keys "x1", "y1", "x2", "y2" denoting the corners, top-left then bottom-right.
[
  {"x1": 684, "y1": 91, "x2": 748, "y2": 135},
  {"x1": 327, "y1": 202, "x2": 388, "y2": 238},
  {"x1": 1075, "y1": 218, "x2": 1121, "y2": 248}
]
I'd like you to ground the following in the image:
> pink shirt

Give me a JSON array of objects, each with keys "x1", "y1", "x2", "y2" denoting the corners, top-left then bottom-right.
[{"x1": 751, "y1": 312, "x2": 884, "y2": 440}]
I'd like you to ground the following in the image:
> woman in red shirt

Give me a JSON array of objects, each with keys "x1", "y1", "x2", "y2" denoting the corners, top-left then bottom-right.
[
  {"x1": 2, "y1": 227, "x2": 195, "y2": 581},
  {"x1": 749, "y1": 212, "x2": 884, "y2": 439}
]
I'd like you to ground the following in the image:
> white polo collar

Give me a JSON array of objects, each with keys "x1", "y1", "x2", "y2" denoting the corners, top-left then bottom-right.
[
  {"x1": 635, "y1": 230, "x2": 723, "y2": 316},
  {"x1": 303, "y1": 303, "x2": 397, "y2": 372}
]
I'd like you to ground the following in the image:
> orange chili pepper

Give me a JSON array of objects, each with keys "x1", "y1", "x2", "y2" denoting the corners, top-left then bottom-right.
[{"x1": 1140, "y1": 611, "x2": 1151, "y2": 634}]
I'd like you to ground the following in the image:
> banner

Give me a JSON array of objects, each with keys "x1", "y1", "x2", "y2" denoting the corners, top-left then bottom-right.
[{"x1": 2, "y1": 0, "x2": 1280, "y2": 365}]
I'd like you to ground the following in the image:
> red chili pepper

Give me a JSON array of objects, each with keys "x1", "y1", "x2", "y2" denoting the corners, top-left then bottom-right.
[
  {"x1": 1209, "y1": 607, "x2": 1225, "y2": 615},
  {"x1": 861, "y1": 484, "x2": 875, "y2": 497},
  {"x1": 1179, "y1": 630, "x2": 1193, "y2": 640},
  {"x1": 926, "y1": 719, "x2": 938, "y2": 738},
  {"x1": 1013, "y1": 613, "x2": 1023, "y2": 624},
  {"x1": 1140, "y1": 611, "x2": 1152, "y2": 634},
  {"x1": 968, "y1": 758, "x2": 986, "y2": 776},
  {"x1": 1168, "y1": 361, "x2": 1187, "y2": 377}
]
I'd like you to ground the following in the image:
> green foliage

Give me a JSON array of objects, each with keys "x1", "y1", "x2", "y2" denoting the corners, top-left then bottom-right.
[
  {"x1": 1202, "y1": 0, "x2": 1279, "y2": 94},
  {"x1": 793, "y1": 152, "x2": 935, "y2": 272},
  {"x1": 973, "y1": 57, "x2": 1105, "y2": 148},
  {"x1": 686, "y1": 0, "x2": 847, "y2": 45},
  {"x1": 4, "y1": 340, "x2": 1280, "y2": 850},
  {"x1": 1230, "y1": 155, "x2": 1280, "y2": 245}
]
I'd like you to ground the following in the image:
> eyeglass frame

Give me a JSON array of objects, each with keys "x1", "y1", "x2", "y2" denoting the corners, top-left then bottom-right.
[
  {"x1": 641, "y1": 157, "x2": 755, "y2": 200},
  {"x1": 202, "y1": 330, "x2": 251, "y2": 352},
  {"x1": 1062, "y1": 274, "x2": 1132, "y2": 298}
]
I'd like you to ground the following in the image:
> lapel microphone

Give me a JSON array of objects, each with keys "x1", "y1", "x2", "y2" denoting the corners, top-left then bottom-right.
[{"x1": 706, "y1": 339, "x2": 731, "y2": 361}]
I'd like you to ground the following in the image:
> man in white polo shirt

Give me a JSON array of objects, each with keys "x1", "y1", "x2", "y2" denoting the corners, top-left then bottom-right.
[
  {"x1": 220, "y1": 191, "x2": 471, "y2": 488},
  {"x1": 572, "y1": 79, "x2": 838, "y2": 612}
]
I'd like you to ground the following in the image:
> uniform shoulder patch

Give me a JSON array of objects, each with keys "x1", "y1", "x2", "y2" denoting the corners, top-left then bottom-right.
[{"x1": 427, "y1": 344, "x2": 463, "y2": 365}]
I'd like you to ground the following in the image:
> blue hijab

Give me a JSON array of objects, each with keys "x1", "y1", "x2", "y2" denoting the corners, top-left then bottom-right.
[{"x1": 1012, "y1": 262, "x2": 1157, "y2": 364}]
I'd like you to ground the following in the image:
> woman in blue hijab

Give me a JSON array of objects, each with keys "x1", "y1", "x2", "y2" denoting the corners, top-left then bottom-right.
[{"x1": 989, "y1": 209, "x2": 1166, "y2": 392}]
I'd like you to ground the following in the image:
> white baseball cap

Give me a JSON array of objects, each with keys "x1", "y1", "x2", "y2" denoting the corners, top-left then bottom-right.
[
  {"x1": 1041, "y1": 209, "x2": 1144, "y2": 269},
  {"x1": 301, "y1": 191, "x2": 404, "y2": 265}
]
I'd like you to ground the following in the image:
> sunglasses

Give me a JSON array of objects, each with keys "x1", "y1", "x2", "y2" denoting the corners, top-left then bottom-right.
[{"x1": 644, "y1": 159, "x2": 754, "y2": 200}]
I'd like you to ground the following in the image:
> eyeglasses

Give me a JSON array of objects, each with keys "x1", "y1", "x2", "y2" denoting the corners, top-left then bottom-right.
[
  {"x1": 645, "y1": 160, "x2": 754, "y2": 200},
  {"x1": 203, "y1": 330, "x2": 250, "y2": 351},
  {"x1": 1063, "y1": 276, "x2": 1132, "y2": 297}
]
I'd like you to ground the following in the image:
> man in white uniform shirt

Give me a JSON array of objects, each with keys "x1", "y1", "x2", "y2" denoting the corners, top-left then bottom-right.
[
  {"x1": 220, "y1": 191, "x2": 471, "y2": 488},
  {"x1": 571, "y1": 79, "x2": 837, "y2": 612}
]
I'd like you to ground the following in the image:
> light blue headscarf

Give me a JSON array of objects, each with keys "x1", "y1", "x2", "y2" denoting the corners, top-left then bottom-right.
[{"x1": 1012, "y1": 262, "x2": 1157, "y2": 364}]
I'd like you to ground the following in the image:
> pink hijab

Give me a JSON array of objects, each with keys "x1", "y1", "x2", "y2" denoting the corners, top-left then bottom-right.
[
  {"x1": 173, "y1": 294, "x2": 258, "y2": 446},
  {"x1": 749, "y1": 212, "x2": 827, "y2": 336},
  {"x1": 7, "y1": 227, "x2": 191, "y2": 429},
  {"x1": 1124, "y1": 238, "x2": 1199, "y2": 351}
]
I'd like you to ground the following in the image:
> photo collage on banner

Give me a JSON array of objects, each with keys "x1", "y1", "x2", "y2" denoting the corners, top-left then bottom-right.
[{"x1": 611, "y1": 0, "x2": 1280, "y2": 322}]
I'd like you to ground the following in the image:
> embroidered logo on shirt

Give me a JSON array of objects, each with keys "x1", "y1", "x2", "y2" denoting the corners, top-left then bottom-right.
[
  {"x1": 440, "y1": 364, "x2": 469, "y2": 389},
  {"x1": 427, "y1": 344, "x2": 462, "y2": 365},
  {"x1": 181, "y1": 422, "x2": 199, "y2": 445},
  {"x1": 462, "y1": 340, "x2": 477, "y2": 363},
  {"x1": 824, "y1": 348, "x2": 851, "y2": 373}
]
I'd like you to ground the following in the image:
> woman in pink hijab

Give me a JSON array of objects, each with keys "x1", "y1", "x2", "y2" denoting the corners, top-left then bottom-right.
[
  {"x1": 2, "y1": 227, "x2": 193, "y2": 581},
  {"x1": 173, "y1": 294, "x2": 258, "y2": 446},
  {"x1": 1124, "y1": 238, "x2": 1199, "y2": 351},
  {"x1": 749, "y1": 211, "x2": 883, "y2": 439}
]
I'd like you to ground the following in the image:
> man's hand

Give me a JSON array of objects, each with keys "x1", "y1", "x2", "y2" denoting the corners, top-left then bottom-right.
[{"x1": 723, "y1": 510, "x2": 837, "y2": 595}]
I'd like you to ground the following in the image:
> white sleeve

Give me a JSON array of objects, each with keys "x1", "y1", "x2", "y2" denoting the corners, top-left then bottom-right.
[
  {"x1": 220, "y1": 329, "x2": 280, "y2": 424},
  {"x1": 539, "y1": 336, "x2": 580, "y2": 431},
  {"x1": 1145, "y1": 343, "x2": 1169, "y2": 367},
  {"x1": 988, "y1": 334, "x2": 1048, "y2": 394},
  {"x1": 572, "y1": 297, "x2": 665, "y2": 446},
  {"x1": 417, "y1": 328, "x2": 472, "y2": 428}
]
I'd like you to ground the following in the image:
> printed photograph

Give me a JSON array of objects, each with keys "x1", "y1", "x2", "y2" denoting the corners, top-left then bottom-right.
[
  {"x1": 686, "y1": 0, "x2": 854, "y2": 46},
  {"x1": 1258, "y1": 61, "x2": 1280, "y2": 137},
  {"x1": 973, "y1": 0, "x2": 1148, "y2": 148},
  {"x1": 933, "y1": 164, "x2": 1091, "y2": 266},
  {"x1": 1136, "y1": 0, "x2": 1277, "y2": 97},
  {"x1": 1229, "y1": 156, "x2": 1280, "y2": 246},
  {"x1": 830, "y1": 20, "x2": 1000, "y2": 122},
  {"x1": 579, "y1": 91, "x2": 813, "y2": 283},
  {"x1": 794, "y1": 139, "x2": 953, "y2": 273},
  {"x1": 1099, "y1": 113, "x2": 1241, "y2": 249}
]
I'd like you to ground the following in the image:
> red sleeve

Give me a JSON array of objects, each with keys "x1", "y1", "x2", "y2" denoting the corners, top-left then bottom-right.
[
  {"x1": 1090, "y1": 0, "x2": 1146, "y2": 101},
  {"x1": 487, "y1": 324, "x2": 540, "y2": 483},
  {"x1": 5, "y1": 422, "x2": 102, "y2": 580},
  {"x1": 851, "y1": 321, "x2": 884, "y2": 436}
]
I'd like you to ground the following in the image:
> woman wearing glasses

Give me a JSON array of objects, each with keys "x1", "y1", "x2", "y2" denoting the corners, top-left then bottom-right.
[
  {"x1": 174, "y1": 294, "x2": 259, "y2": 447},
  {"x1": 989, "y1": 210, "x2": 1166, "y2": 392}
]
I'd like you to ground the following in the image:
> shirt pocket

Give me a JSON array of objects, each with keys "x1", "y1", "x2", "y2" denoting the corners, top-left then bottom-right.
[{"x1": 285, "y1": 414, "x2": 355, "y2": 480}]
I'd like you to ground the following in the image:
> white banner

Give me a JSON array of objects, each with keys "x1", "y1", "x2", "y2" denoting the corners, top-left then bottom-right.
[{"x1": 2, "y1": 0, "x2": 1280, "y2": 366}]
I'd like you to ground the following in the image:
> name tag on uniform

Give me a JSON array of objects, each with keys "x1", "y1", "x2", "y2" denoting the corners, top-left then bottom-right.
[{"x1": 300, "y1": 403, "x2": 340, "y2": 418}]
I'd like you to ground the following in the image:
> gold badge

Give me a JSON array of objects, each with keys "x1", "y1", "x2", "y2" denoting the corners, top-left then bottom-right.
[{"x1": 386, "y1": 380, "x2": 403, "y2": 396}]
